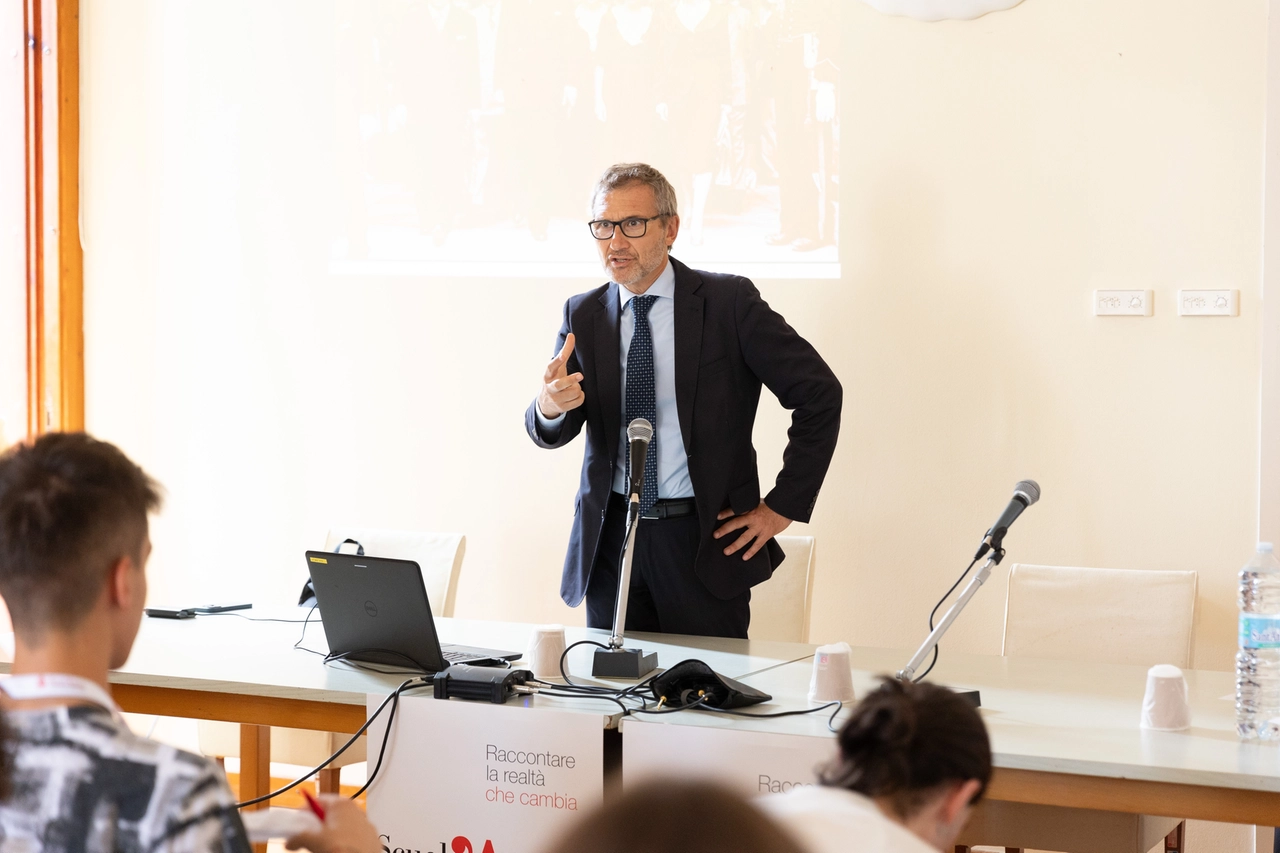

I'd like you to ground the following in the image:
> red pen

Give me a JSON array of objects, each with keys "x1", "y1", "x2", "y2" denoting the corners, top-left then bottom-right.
[{"x1": 302, "y1": 789, "x2": 327, "y2": 821}]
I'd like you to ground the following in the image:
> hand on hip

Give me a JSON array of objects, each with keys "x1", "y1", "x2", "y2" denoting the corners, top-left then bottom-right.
[{"x1": 714, "y1": 502, "x2": 792, "y2": 561}]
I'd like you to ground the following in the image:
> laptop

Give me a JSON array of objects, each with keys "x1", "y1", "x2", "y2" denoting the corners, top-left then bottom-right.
[{"x1": 305, "y1": 550, "x2": 520, "y2": 673}]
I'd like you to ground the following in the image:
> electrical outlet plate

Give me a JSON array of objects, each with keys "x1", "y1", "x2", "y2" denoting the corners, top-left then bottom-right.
[
  {"x1": 1178, "y1": 289, "x2": 1239, "y2": 317},
  {"x1": 1094, "y1": 290, "x2": 1153, "y2": 316}
]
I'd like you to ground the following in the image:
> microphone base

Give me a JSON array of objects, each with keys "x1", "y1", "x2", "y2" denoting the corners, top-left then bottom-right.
[
  {"x1": 592, "y1": 647, "x2": 659, "y2": 679},
  {"x1": 899, "y1": 674, "x2": 981, "y2": 707}
]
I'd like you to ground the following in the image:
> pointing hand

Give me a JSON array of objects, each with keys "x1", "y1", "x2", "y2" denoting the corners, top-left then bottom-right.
[{"x1": 538, "y1": 333, "x2": 585, "y2": 419}]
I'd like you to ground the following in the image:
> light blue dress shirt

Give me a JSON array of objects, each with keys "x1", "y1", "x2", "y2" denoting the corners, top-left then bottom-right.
[{"x1": 537, "y1": 258, "x2": 694, "y2": 500}]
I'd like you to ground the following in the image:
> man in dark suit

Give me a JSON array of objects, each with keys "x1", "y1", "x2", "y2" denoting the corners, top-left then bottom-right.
[{"x1": 525, "y1": 163, "x2": 841, "y2": 638}]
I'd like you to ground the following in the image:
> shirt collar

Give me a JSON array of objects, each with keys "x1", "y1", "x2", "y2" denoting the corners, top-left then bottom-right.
[{"x1": 617, "y1": 257, "x2": 676, "y2": 309}]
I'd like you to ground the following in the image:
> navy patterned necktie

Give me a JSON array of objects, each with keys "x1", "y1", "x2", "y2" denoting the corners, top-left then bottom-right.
[{"x1": 625, "y1": 294, "x2": 659, "y2": 514}]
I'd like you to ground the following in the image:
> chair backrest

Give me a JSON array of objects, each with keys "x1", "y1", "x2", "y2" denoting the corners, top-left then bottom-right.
[
  {"x1": 1002, "y1": 564, "x2": 1198, "y2": 668},
  {"x1": 323, "y1": 527, "x2": 465, "y2": 617},
  {"x1": 748, "y1": 535, "x2": 816, "y2": 643}
]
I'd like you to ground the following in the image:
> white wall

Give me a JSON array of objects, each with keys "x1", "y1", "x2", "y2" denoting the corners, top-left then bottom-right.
[
  {"x1": 1261, "y1": 0, "x2": 1280, "y2": 557},
  {"x1": 0, "y1": 6, "x2": 27, "y2": 445},
  {"x1": 82, "y1": 0, "x2": 1266, "y2": 670}
]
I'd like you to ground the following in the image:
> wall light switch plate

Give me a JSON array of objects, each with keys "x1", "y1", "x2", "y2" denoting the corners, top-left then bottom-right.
[
  {"x1": 1178, "y1": 289, "x2": 1239, "y2": 316},
  {"x1": 1094, "y1": 290, "x2": 1153, "y2": 316}
]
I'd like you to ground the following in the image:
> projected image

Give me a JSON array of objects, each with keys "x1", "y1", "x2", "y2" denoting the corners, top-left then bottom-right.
[{"x1": 332, "y1": 0, "x2": 840, "y2": 279}]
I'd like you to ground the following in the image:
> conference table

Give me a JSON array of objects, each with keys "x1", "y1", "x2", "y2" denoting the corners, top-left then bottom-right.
[
  {"x1": 624, "y1": 646, "x2": 1280, "y2": 825},
  {"x1": 0, "y1": 609, "x2": 813, "y2": 807},
  {"x1": 2, "y1": 609, "x2": 1279, "y2": 827}
]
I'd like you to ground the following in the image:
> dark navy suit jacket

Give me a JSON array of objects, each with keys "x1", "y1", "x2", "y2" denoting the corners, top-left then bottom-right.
[{"x1": 525, "y1": 257, "x2": 842, "y2": 606}]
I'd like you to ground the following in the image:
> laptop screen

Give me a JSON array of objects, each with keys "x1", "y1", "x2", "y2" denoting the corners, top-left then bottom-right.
[{"x1": 305, "y1": 550, "x2": 449, "y2": 672}]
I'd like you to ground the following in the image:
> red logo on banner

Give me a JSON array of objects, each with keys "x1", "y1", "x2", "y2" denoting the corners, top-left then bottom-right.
[
  {"x1": 378, "y1": 831, "x2": 495, "y2": 853},
  {"x1": 450, "y1": 837, "x2": 495, "y2": 853}
]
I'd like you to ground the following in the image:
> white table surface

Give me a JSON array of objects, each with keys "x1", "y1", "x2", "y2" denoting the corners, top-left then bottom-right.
[
  {"x1": 623, "y1": 644, "x2": 1280, "y2": 795},
  {"x1": 0, "y1": 606, "x2": 813, "y2": 722},
  {"x1": 9, "y1": 608, "x2": 1277, "y2": 806}
]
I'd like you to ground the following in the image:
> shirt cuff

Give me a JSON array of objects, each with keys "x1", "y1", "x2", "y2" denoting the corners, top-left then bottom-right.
[{"x1": 535, "y1": 407, "x2": 566, "y2": 433}]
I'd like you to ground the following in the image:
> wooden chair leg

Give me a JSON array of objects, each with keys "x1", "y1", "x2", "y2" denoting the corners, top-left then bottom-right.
[
  {"x1": 954, "y1": 847, "x2": 969, "y2": 853},
  {"x1": 317, "y1": 767, "x2": 341, "y2": 795},
  {"x1": 1165, "y1": 821, "x2": 1184, "y2": 853}
]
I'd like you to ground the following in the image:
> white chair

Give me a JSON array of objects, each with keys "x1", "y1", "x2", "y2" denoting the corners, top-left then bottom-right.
[
  {"x1": 957, "y1": 563, "x2": 1198, "y2": 853},
  {"x1": 748, "y1": 535, "x2": 816, "y2": 643},
  {"x1": 198, "y1": 528, "x2": 466, "y2": 792},
  {"x1": 320, "y1": 527, "x2": 465, "y2": 620},
  {"x1": 1001, "y1": 564, "x2": 1196, "y2": 668}
]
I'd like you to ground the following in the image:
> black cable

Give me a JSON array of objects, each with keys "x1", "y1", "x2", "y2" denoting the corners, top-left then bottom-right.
[
  {"x1": 350, "y1": 674, "x2": 440, "y2": 798},
  {"x1": 695, "y1": 700, "x2": 844, "y2": 732},
  {"x1": 204, "y1": 611, "x2": 321, "y2": 625},
  {"x1": 233, "y1": 677, "x2": 426, "y2": 808},
  {"x1": 294, "y1": 642, "x2": 429, "y2": 675},
  {"x1": 532, "y1": 689, "x2": 632, "y2": 716},
  {"x1": 539, "y1": 677, "x2": 660, "y2": 709},
  {"x1": 552, "y1": 640, "x2": 658, "y2": 706},
  {"x1": 615, "y1": 674, "x2": 663, "y2": 705},
  {"x1": 629, "y1": 696, "x2": 709, "y2": 715},
  {"x1": 293, "y1": 603, "x2": 320, "y2": 650},
  {"x1": 557, "y1": 639, "x2": 611, "y2": 689},
  {"x1": 551, "y1": 640, "x2": 663, "y2": 709},
  {"x1": 322, "y1": 648, "x2": 428, "y2": 673},
  {"x1": 352, "y1": 681, "x2": 406, "y2": 799},
  {"x1": 323, "y1": 656, "x2": 428, "y2": 676},
  {"x1": 546, "y1": 636, "x2": 835, "y2": 720},
  {"x1": 915, "y1": 647, "x2": 939, "y2": 683},
  {"x1": 929, "y1": 556, "x2": 980, "y2": 630},
  {"x1": 531, "y1": 684, "x2": 842, "y2": 731},
  {"x1": 825, "y1": 700, "x2": 844, "y2": 732},
  {"x1": 914, "y1": 556, "x2": 981, "y2": 683},
  {"x1": 547, "y1": 675, "x2": 659, "y2": 700}
]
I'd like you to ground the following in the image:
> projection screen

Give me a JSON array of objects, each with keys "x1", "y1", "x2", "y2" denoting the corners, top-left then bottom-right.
[{"x1": 329, "y1": 0, "x2": 840, "y2": 279}]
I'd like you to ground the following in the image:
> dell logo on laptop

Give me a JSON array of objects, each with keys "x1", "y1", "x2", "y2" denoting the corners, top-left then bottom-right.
[{"x1": 364, "y1": 600, "x2": 378, "y2": 617}]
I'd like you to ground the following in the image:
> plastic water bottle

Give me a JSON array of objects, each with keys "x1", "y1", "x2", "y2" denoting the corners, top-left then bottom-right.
[{"x1": 1236, "y1": 542, "x2": 1280, "y2": 739}]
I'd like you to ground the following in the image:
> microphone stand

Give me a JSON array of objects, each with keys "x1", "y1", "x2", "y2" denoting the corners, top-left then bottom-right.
[
  {"x1": 895, "y1": 546, "x2": 1005, "y2": 706},
  {"x1": 592, "y1": 494, "x2": 659, "y2": 678}
]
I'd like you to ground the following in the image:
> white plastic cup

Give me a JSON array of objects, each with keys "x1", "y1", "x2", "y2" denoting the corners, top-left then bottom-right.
[
  {"x1": 524, "y1": 624, "x2": 568, "y2": 679},
  {"x1": 808, "y1": 642, "x2": 857, "y2": 703},
  {"x1": 1140, "y1": 664, "x2": 1192, "y2": 731}
]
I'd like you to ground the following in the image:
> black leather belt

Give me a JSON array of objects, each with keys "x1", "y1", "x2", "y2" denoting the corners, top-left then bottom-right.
[{"x1": 641, "y1": 498, "x2": 697, "y2": 520}]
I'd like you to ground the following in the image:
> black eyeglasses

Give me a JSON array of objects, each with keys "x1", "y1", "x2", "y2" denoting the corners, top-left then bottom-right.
[{"x1": 588, "y1": 215, "x2": 664, "y2": 240}]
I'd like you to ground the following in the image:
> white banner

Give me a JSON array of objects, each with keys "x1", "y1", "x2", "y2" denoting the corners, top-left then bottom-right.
[
  {"x1": 622, "y1": 720, "x2": 838, "y2": 797},
  {"x1": 366, "y1": 694, "x2": 604, "y2": 853}
]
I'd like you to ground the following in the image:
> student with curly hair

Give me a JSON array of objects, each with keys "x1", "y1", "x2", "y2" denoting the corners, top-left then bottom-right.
[{"x1": 759, "y1": 677, "x2": 992, "y2": 853}]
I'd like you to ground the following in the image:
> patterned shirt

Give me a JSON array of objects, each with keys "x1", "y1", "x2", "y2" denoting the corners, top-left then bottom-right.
[{"x1": 0, "y1": 706, "x2": 250, "y2": 853}]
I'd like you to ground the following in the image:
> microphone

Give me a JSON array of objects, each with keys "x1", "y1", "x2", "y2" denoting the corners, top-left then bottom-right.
[
  {"x1": 627, "y1": 418, "x2": 653, "y2": 505},
  {"x1": 974, "y1": 480, "x2": 1040, "y2": 560}
]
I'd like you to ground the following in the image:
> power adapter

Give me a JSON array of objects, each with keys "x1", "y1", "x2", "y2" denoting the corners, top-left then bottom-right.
[{"x1": 432, "y1": 664, "x2": 534, "y2": 704}]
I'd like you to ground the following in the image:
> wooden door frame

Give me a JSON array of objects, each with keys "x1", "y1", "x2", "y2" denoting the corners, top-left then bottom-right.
[{"x1": 24, "y1": 0, "x2": 83, "y2": 437}]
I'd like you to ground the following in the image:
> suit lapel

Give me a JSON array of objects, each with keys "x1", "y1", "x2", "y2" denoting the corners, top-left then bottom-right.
[
  {"x1": 671, "y1": 258, "x2": 703, "y2": 456},
  {"x1": 596, "y1": 284, "x2": 622, "y2": 466}
]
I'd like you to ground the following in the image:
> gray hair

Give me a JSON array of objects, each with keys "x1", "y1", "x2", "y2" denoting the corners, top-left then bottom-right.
[{"x1": 591, "y1": 163, "x2": 679, "y2": 218}]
